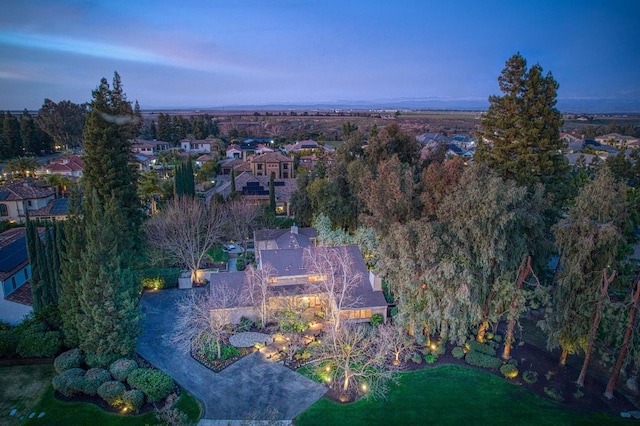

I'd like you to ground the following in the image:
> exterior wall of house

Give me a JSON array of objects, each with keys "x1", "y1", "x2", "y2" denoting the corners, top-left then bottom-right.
[{"x1": 0, "y1": 265, "x2": 33, "y2": 325}]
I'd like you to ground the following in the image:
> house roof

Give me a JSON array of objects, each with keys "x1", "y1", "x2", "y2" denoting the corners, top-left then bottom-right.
[
  {"x1": 0, "y1": 228, "x2": 29, "y2": 282},
  {"x1": 40, "y1": 155, "x2": 84, "y2": 174},
  {"x1": 29, "y1": 198, "x2": 70, "y2": 217},
  {"x1": 251, "y1": 152, "x2": 292, "y2": 163},
  {"x1": 197, "y1": 154, "x2": 217, "y2": 162},
  {"x1": 208, "y1": 172, "x2": 296, "y2": 202},
  {"x1": 254, "y1": 227, "x2": 316, "y2": 249},
  {"x1": 4, "y1": 280, "x2": 32, "y2": 306},
  {"x1": 0, "y1": 178, "x2": 55, "y2": 201}
]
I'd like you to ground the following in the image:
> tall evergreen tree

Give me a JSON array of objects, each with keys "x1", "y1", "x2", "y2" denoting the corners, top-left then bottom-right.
[
  {"x1": 174, "y1": 161, "x2": 195, "y2": 198},
  {"x1": 269, "y1": 173, "x2": 276, "y2": 214},
  {"x1": 60, "y1": 72, "x2": 142, "y2": 358},
  {"x1": 475, "y1": 53, "x2": 567, "y2": 197},
  {"x1": 2, "y1": 112, "x2": 22, "y2": 159}
]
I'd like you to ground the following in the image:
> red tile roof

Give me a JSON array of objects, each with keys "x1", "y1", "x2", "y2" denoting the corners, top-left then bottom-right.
[
  {"x1": 5, "y1": 280, "x2": 32, "y2": 306},
  {"x1": 0, "y1": 179, "x2": 55, "y2": 201}
]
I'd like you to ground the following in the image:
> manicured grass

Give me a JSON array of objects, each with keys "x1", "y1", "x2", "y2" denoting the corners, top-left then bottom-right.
[
  {"x1": 0, "y1": 364, "x2": 201, "y2": 426},
  {"x1": 0, "y1": 364, "x2": 55, "y2": 426},
  {"x1": 295, "y1": 365, "x2": 629, "y2": 426}
]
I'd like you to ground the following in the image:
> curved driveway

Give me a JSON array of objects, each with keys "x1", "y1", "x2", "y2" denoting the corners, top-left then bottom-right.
[{"x1": 136, "y1": 288, "x2": 327, "y2": 423}]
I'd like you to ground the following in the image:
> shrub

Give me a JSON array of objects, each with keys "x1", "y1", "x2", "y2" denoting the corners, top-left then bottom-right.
[
  {"x1": 411, "y1": 353, "x2": 423, "y2": 364},
  {"x1": 464, "y1": 350, "x2": 502, "y2": 369},
  {"x1": 109, "y1": 358, "x2": 138, "y2": 381},
  {"x1": 86, "y1": 352, "x2": 120, "y2": 368},
  {"x1": 573, "y1": 388, "x2": 584, "y2": 399},
  {"x1": 369, "y1": 314, "x2": 384, "y2": 326},
  {"x1": 451, "y1": 347, "x2": 465, "y2": 359},
  {"x1": 544, "y1": 386, "x2": 564, "y2": 402},
  {"x1": 466, "y1": 340, "x2": 497, "y2": 356},
  {"x1": 493, "y1": 334, "x2": 503, "y2": 343},
  {"x1": 522, "y1": 370, "x2": 538, "y2": 384},
  {"x1": 238, "y1": 317, "x2": 254, "y2": 332},
  {"x1": 54, "y1": 348, "x2": 83, "y2": 374},
  {"x1": 500, "y1": 363, "x2": 519, "y2": 379},
  {"x1": 508, "y1": 358, "x2": 518, "y2": 367},
  {"x1": 128, "y1": 368, "x2": 175, "y2": 403},
  {"x1": 122, "y1": 389, "x2": 145, "y2": 412},
  {"x1": 425, "y1": 353, "x2": 438, "y2": 364},
  {"x1": 16, "y1": 330, "x2": 62, "y2": 358},
  {"x1": 486, "y1": 332, "x2": 494, "y2": 340},
  {"x1": 82, "y1": 368, "x2": 112, "y2": 395},
  {"x1": 138, "y1": 268, "x2": 181, "y2": 289},
  {"x1": 97, "y1": 381, "x2": 126, "y2": 406},
  {"x1": 236, "y1": 257, "x2": 246, "y2": 271},
  {"x1": 0, "y1": 329, "x2": 19, "y2": 358},
  {"x1": 52, "y1": 368, "x2": 86, "y2": 397},
  {"x1": 220, "y1": 345, "x2": 240, "y2": 361}
]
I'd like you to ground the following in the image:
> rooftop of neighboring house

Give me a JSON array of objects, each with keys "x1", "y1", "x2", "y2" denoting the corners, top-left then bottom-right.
[
  {"x1": 250, "y1": 152, "x2": 293, "y2": 163},
  {"x1": 416, "y1": 132, "x2": 449, "y2": 144},
  {"x1": 0, "y1": 228, "x2": 29, "y2": 283},
  {"x1": 40, "y1": 155, "x2": 84, "y2": 173},
  {"x1": 0, "y1": 178, "x2": 55, "y2": 201},
  {"x1": 29, "y1": 198, "x2": 70, "y2": 218},
  {"x1": 595, "y1": 133, "x2": 640, "y2": 143},
  {"x1": 284, "y1": 140, "x2": 335, "y2": 154},
  {"x1": 254, "y1": 226, "x2": 317, "y2": 250},
  {"x1": 208, "y1": 172, "x2": 296, "y2": 202}
]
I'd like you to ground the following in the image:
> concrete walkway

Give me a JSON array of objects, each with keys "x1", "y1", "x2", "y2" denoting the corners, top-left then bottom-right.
[{"x1": 136, "y1": 288, "x2": 327, "y2": 423}]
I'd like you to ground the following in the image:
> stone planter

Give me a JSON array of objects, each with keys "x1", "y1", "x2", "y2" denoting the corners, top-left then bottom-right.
[{"x1": 178, "y1": 271, "x2": 192, "y2": 289}]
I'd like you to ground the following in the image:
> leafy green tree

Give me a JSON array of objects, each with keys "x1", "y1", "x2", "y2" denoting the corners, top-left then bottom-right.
[
  {"x1": 174, "y1": 161, "x2": 195, "y2": 198},
  {"x1": 365, "y1": 123, "x2": 420, "y2": 170},
  {"x1": 543, "y1": 167, "x2": 628, "y2": 366},
  {"x1": 475, "y1": 53, "x2": 567, "y2": 197},
  {"x1": 5, "y1": 156, "x2": 38, "y2": 178},
  {"x1": 2, "y1": 112, "x2": 22, "y2": 159},
  {"x1": 20, "y1": 110, "x2": 41, "y2": 155},
  {"x1": 156, "y1": 113, "x2": 173, "y2": 144},
  {"x1": 36, "y1": 99, "x2": 86, "y2": 150}
]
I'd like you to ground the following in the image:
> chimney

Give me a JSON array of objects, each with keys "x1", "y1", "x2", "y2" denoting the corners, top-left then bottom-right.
[
  {"x1": 369, "y1": 270, "x2": 382, "y2": 291},
  {"x1": 291, "y1": 225, "x2": 298, "y2": 235}
]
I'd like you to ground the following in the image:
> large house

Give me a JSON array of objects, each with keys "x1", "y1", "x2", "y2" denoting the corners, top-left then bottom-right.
[
  {"x1": 207, "y1": 226, "x2": 388, "y2": 325},
  {"x1": 0, "y1": 179, "x2": 56, "y2": 223},
  {"x1": 180, "y1": 138, "x2": 214, "y2": 154},
  {"x1": 131, "y1": 139, "x2": 170, "y2": 156},
  {"x1": 39, "y1": 155, "x2": 84, "y2": 178},
  {"x1": 250, "y1": 152, "x2": 295, "y2": 179},
  {"x1": 0, "y1": 228, "x2": 34, "y2": 324}
]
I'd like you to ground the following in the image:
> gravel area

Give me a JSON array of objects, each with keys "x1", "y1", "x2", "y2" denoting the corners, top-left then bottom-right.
[{"x1": 229, "y1": 332, "x2": 273, "y2": 348}]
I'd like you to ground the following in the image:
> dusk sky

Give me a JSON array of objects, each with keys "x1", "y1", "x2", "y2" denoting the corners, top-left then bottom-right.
[{"x1": 1, "y1": 0, "x2": 639, "y2": 111}]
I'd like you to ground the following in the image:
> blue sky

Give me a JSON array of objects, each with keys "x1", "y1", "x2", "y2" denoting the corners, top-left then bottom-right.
[{"x1": 1, "y1": 0, "x2": 639, "y2": 110}]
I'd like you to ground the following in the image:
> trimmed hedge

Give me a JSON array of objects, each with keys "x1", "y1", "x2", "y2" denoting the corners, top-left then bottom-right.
[
  {"x1": 523, "y1": 370, "x2": 538, "y2": 384},
  {"x1": 451, "y1": 347, "x2": 465, "y2": 359},
  {"x1": 82, "y1": 368, "x2": 112, "y2": 395},
  {"x1": 138, "y1": 267, "x2": 181, "y2": 290},
  {"x1": 97, "y1": 381, "x2": 126, "y2": 406},
  {"x1": 466, "y1": 340, "x2": 497, "y2": 356},
  {"x1": 109, "y1": 358, "x2": 138, "y2": 381},
  {"x1": 127, "y1": 368, "x2": 175, "y2": 403},
  {"x1": 16, "y1": 330, "x2": 62, "y2": 358},
  {"x1": 54, "y1": 348, "x2": 83, "y2": 374},
  {"x1": 122, "y1": 389, "x2": 145, "y2": 412},
  {"x1": 464, "y1": 350, "x2": 502, "y2": 369},
  {"x1": 86, "y1": 352, "x2": 120, "y2": 368},
  {"x1": 52, "y1": 368, "x2": 85, "y2": 397}
]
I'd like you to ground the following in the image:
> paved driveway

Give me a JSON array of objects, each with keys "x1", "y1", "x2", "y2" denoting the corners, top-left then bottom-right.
[{"x1": 136, "y1": 288, "x2": 327, "y2": 422}]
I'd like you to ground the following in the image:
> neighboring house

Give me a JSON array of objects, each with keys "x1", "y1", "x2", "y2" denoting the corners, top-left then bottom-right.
[
  {"x1": 206, "y1": 172, "x2": 296, "y2": 215},
  {"x1": 595, "y1": 133, "x2": 640, "y2": 149},
  {"x1": 0, "y1": 228, "x2": 34, "y2": 324},
  {"x1": 180, "y1": 138, "x2": 214, "y2": 153},
  {"x1": 250, "y1": 152, "x2": 295, "y2": 179},
  {"x1": 39, "y1": 155, "x2": 84, "y2": 178},
  {"x1": 219, "y1": 159, "x2": 252, "y2": 176},
  {"x1": 28, "y1": 198, "x2": 70, "y2": 222},
  {"x1": 208, "y1": 226, "x2": 387, "y2": 324},
  {"x1": 132, "y1": 154, "x2": 152, "y2": 173},
  {"x1": 226, "y1": 144, "x2": 243, "y2": 159},
  {"x1": 0, "y1": 179, "x2": 56, "y2": 223},
  {"x1": 131, "y1": 139, "x2": 170, "y2": 155},
  {"x1": 565, "y1": 152, "x2": 598, "y2": 167},
  {"x1": 195, "y1": 154, "x2": 218, "y2": 168},
  {"x1": 583, "y1": 139, "x2": 619, "y2": 157},
  {"x1": 416, "y1": 132, "x2": 449, "y2": 145}
]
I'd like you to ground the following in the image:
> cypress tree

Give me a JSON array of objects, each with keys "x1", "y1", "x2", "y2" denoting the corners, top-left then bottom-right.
[
  {"x1": 174, "y1": 161, "x2": 195, "y2": 198},
  {"x1": 269, "y1": 173, "x2": 276, "y2": 214},
  {"x1": 230, "y1": 169, "x2": 236, "y2": 193},
  {"x1": 44, "y1": 223, "x2": 59, "y2": 305},
  {"x1": 25, "y1": 214, "x2": 45, "y2": 311}
]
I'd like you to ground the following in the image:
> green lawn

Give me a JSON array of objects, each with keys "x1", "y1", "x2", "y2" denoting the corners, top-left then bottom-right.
[
  {"x1": 0, "y1": 364, "x2": 201, "y2": 426},
  {"x1": 295, "y1": 365, "x2": 630, "y2": 426}
]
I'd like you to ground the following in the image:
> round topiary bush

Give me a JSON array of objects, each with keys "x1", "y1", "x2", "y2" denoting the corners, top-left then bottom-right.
[
  {"x1": 523, "y1": 370, "x2": 538, "y2": 384},
  {"x1": 127, "y1": 368, "x2": 175, "y2": 403},
  {"x1": 97, "y1": 381, "x2": 126, "y2": 407},
  {"x1": 500, "y1": 363, "x2": 519, "y2": 379},
  {"x1": 464, "y1": 350, "x2": 502, "y2": 369},
  {"x1": 466, "y1": 340, "x2": 497, "y2": 356},
  {"x1": 109, "y1": 358, "x2": 138, "y2": 381},
  {"x1": 52, "y1": 368, "x2": 85, "y2": 397},
  {"x1": 122, "y1": 389, "x2": 145, "y2": 412},
  {"x1": 82, "y1": 368, "x2": 112, "y2": 395},
  {"x1": 54, "y1": 348, "x2": 83, "y2": 374},
  {"x1": 85, "y1": 353, "x2": 120, "y2": 369},
  {"x1": 451, "y1": 347, "x2": 465, "y2": 359},
  {"x1": 493, "y1": 334, "x2": 503, "y2": 343},
  {"x1": 0, "y1": 330, "x2": 20, "y2": 358}
]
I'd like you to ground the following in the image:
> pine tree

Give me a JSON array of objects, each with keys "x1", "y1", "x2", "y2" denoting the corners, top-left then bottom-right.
[{"x1": 475, "y1": 53, "x2": 567, "y2": 196}]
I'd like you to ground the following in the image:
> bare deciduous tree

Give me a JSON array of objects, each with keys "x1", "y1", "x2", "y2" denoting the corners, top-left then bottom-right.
[
  {"x1": 171, "y1": 283, "x2": 239, "y2": 360},
  {"x1": 145, "y1": 196, "x2": 225, "y2": 283},
  {"x1": 377, "y1": 322, "x2": 416, "y2": 366},
  {"x1": 242, "y1": 263, "x2": 276, "y2": 328},
  {"x1": 225, "y1": 198, "x2": 261, "y2": 253},
  {"x1": 304, "y1": 246, "x2": 362, "y2": 333},
  {"x1": 310, "y1": 322, "x2": 396, "y2": 401}
]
